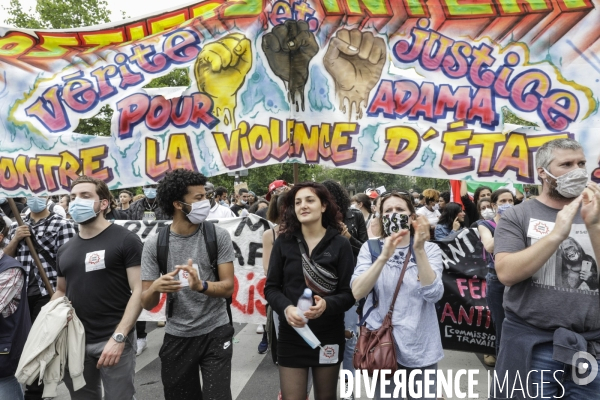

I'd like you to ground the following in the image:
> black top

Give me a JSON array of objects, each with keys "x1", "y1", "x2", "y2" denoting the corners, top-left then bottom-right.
[
  {"x1": 264, "y1": 227, "x2": 355, "y2": 334},
  {"x1": 344, "y1": 209, "x2": 368, "y2": 263},
  {"x1": 230, "y1": 203, "x2": 248, "y2": 217},
  {"x1": 0, "y1": 256, "x2": 30, "y2": 378},
  {"x1": 0, "y1": 202, "x2": 25, "y2": 218},
  {"x1": 461, "y1": 194, "x2": 478, "y2": 227},
  {"x1": 57, "y1": 224, "x2": 143, "y2": 343},
  {"x1": 126, "y1": 198, "x2": 168, "y2": 221}
]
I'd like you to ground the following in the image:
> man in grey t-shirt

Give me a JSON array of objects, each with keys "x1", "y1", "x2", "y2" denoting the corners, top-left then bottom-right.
[
  {"x1": 141, "y1": 169, "x2": 235, "y2": 400},
  {"x1": 493, "y1": 138, "x2": 600, "y2": 399}
]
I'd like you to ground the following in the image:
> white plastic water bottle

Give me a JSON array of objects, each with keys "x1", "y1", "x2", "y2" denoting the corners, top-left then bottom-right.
[{"x1": 296, "y1": 288, "x2": 313, "y2": 322}]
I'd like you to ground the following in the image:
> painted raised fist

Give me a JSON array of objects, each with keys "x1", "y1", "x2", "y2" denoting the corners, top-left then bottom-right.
[
  {"x1": 324, "y1": 29, "x2": 386, "y2": 119},
  {"x1": 195, "y1": 33, "x2": 252, "y2": 127},
  {"x1": 262, "y1": 20, "x2": 319, "y2": 112}
]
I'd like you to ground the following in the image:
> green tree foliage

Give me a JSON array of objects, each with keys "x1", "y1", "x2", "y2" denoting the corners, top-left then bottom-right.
[
  {"x1": 4, "y1": 0, "x2": 111, "y2": 29},
  {"x1": 4, "y1": 0, "x2": 191, "y2": 137}
]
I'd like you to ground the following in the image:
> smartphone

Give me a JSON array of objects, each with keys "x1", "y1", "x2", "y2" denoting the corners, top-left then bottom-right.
[{"x1": 582, "y1": 260, "x2": 592, "y2": 273}]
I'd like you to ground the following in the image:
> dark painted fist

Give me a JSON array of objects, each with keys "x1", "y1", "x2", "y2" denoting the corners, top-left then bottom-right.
[
  {"x1": 324, "y1": 29, "x2": 386, "y2": 119},
  {"x1": 262, "y1": 20, "x2": 319, "y2": 112}
]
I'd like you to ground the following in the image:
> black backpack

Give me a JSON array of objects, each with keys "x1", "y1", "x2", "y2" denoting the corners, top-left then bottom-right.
[{"x1": 156, "y1": 221, "x2": 233, "y2": 324}]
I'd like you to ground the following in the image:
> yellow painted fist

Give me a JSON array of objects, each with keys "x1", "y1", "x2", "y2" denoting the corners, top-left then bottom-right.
[{"x1": 195, "y1": 33, "x2": 252, "y2": 127}]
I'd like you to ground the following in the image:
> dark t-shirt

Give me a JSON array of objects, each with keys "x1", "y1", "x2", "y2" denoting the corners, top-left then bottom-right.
[
  {"x1": 494, "y1": 199, "x2": 600, "y2": 333},
  {"x1": 229, "y1": 203, "x2": 248, "y2": 217},
  {"x1": 57, "y1": 224, "x2": 143, "y2": 343}
]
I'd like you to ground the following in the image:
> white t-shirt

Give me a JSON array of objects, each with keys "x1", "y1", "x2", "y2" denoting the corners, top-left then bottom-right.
[
  {"x1": 208, "y1": 203, "x2": 236, "y2": 219},
  {"x1": 416, "y1": 206, "x2": 440, "y2": 226}
]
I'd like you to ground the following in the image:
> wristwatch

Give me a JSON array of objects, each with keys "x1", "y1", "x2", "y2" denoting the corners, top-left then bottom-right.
[
  {"x1": 198, "y1": 280, "x2": 209, "y2": 293},
  {"x1": 112, "y1": 333, "x2": 126, "y2": 343}
]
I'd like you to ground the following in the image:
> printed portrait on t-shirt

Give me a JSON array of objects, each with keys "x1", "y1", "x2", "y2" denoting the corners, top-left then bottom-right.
[{"x1": 531, "y1": 224, "x2": 599, "y2": 293}]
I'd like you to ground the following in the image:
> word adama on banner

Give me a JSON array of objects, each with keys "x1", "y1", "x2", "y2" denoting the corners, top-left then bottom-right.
[
  {"x1": 374, "y1": 19, "x2": 592, "y2": 132},
  {"x1": 382, "y1": 120, "x2": 570, "y2": 183},
  {"x1": 213, "y1": 118, "x2": 359, "y2": 169}
]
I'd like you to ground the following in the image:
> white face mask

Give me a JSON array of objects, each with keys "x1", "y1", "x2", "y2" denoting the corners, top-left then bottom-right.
[
  {"x1": 180, "y1": 200, "x2": 211, "y2": 224},
  {"x1": 350, "y1": 203, "x2": 358, "y2": 210},
  {"x1": 543, "y1": 167, "x2": 588, "y2": 198},
  {"x1": 481, "y1": 209, "x2": 496, "y2": 220}
]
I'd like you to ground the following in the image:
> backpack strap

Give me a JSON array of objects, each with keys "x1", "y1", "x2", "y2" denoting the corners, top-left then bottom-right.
[
  {"x1": 156, "y1": 226, "x2": 172, "y2": 317},
  {"x1": 203, "y1": 221, "x2": 218, "y2": 275},
  {"x1": 157, "y1": 226, "x2": 170, "y2": 276},
  {"x1": 203, "y1": 221, "x2": 233, "y2": 325}
]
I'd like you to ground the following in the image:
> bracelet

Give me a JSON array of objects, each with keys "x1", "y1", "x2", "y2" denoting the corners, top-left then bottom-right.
[{"x1": 198, "y1": 280, "x2": 209, "y2": 293}]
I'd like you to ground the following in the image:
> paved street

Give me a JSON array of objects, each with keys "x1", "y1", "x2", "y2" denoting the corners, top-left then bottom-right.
[{"x1": 53, "y1": 322, "x2": 493, "y2": 400}]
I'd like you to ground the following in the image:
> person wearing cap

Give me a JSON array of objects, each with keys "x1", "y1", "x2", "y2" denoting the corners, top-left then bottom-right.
[{"x1": 266, "y1": 180, "x2": 289, "y2": 202}]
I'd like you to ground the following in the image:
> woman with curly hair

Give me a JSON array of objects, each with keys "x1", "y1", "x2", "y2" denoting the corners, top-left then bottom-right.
[{"x1": 265, "y1": 182, "x2": 355, "y2": 400}]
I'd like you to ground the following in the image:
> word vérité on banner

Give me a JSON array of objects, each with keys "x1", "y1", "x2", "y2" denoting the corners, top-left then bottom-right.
[
  {"x1": 111, "y1": 216, "x2": 271, "y2": 324},
  {"x1": 1, "y1": 0, "x2": 599, "y2": 195}
]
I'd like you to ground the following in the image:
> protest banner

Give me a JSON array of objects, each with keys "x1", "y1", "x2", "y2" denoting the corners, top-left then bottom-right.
[
  {"x1": 112, "y1": 215, "x2": 271, "y2": 324},
  {"x1": 433, "y1": 228, "x2": 495, "y2": 354},
  {"x1": 1, "y1": 0, "x2": 599, "y2": 196}
]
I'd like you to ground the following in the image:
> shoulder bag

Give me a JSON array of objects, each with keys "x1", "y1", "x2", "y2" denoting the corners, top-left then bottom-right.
[{"x1": 353, "y1": 247, "x2": 411, "y2": 375}]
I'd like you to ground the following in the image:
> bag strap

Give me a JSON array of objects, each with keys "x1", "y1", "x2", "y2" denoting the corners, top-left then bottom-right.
[
  {"x1": 358, "y1": 244, "x2": 412, "y2": 326},
  {"x1": 387, "y1": 248, "x2": 411, "y2": 315}
]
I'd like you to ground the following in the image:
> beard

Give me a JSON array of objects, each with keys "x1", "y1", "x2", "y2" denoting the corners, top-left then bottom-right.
[
  {"x1": 77, "y1": 204, "x2": 101, "y2": 225},
  {"x1": 546, "y1": 177, "x2": 568, "y2": 200}
]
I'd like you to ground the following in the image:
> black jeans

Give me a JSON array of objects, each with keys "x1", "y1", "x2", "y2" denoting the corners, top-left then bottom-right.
[
  {"x1": 136, "y1": 320, "x2": 147, "y2": 339},
  {"x1": 159, "y1": 324, "x2": 235, "y2": 400},
  {"x1": 25, "y1": 294, "x2": 50, "y2": 400}
]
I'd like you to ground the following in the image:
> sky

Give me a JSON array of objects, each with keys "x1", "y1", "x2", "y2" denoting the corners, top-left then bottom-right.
[{"x1": 0, "y1": 0, "x2": 197, "y2": 27}]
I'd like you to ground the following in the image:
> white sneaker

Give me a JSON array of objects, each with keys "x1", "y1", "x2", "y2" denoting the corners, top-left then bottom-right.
[
  {"x1": 136, "y1": 338, "x2": 147, "y2": 356},
  {"x1": 342, "y1": 381, "x2": 354, "y2": 400},
  {"x1": 256, "y1": 324, "x2": 264, "y2": 334}
]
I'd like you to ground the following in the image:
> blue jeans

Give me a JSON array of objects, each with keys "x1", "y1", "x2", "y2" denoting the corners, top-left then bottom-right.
[
  {"x1": 486, "y1": 272, "x2": 505, "y2": 356},
  {"x1": 342, "y1": 304, "x2": 358, "y2": 376},
  {"x1": 0, "y1": 375, "x2": 24, "y2": 400},
  {"x1": 530, "y1": 342, "x2": 600, "y2": 399}
]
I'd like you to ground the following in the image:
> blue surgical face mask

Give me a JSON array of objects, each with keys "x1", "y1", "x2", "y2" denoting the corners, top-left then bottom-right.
[
  {"x1": 496, "y1": 203, "x2": 513, "y2": 215},
  {"x1": 27, "y1": 196, "x2": 47, "y2": 213},
  {"x1": 0, "y1": 196, "x2": 6, "y2": 205},
  {"x1": 69, "y1": 198, "x2": 100, "y2": 224},
  {"x1": 143, "y1": 188, "x2": 157, "y2": 199}
]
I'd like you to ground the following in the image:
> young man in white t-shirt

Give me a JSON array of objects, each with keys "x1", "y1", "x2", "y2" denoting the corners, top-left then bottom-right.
[{"x1": 206, "y1": 183, "x2": 235, "y2": 219}]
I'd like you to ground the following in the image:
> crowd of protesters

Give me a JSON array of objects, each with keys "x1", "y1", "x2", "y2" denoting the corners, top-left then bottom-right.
[{"x1": 0, "y1": 138, "x2": 599, "y2": 400}]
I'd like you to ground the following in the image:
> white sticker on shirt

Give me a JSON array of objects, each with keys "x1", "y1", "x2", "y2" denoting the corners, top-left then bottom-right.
[
  {"x1": 143, "y1": 211, "x2": 156, "y2": 221},
  {"x1": 319, "y1": 344, "x2": 339, "y2": 364},
  {"x1": 85, "y1": 250, "x2": 106, "y2": 272},
  {"x1": 527, "y1": 218, "x2": 555, "y2": 240},
  {"x1": 178, "y1": 263, "x2": 200, "y2": 287}
]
